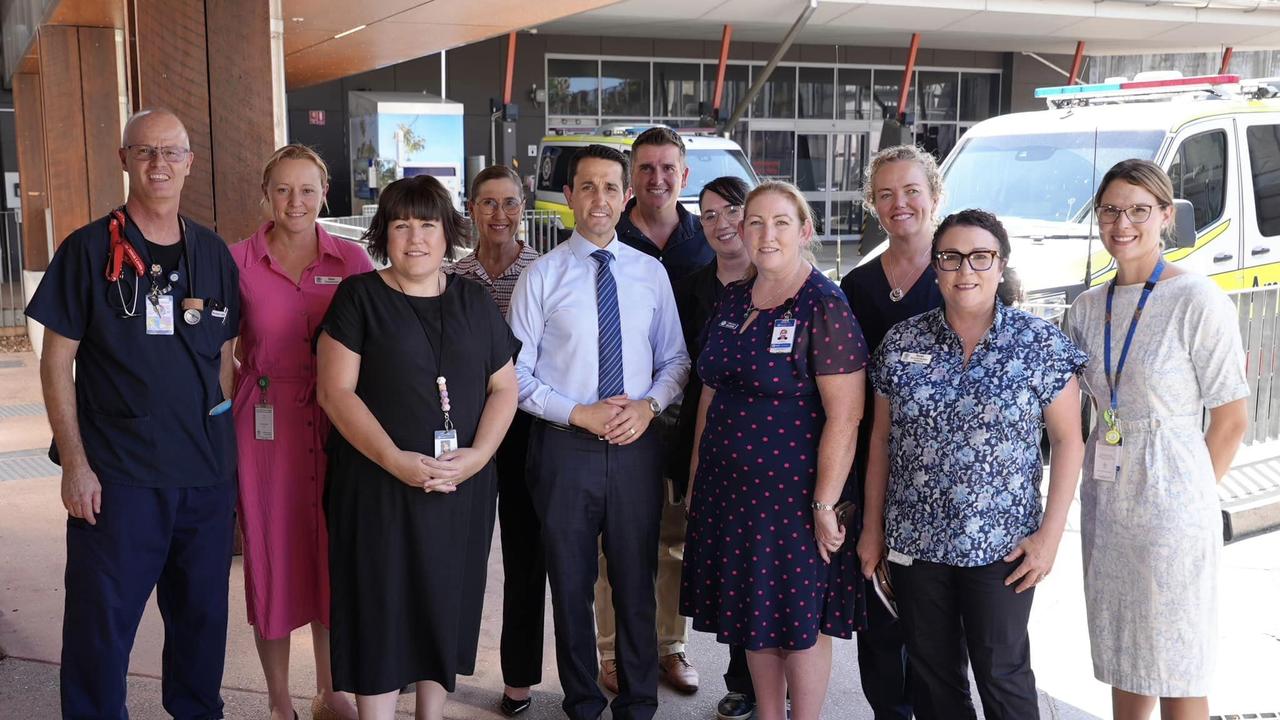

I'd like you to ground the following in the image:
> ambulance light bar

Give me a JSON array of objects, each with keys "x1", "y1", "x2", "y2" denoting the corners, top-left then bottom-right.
[{"x1": 1035, "y1": 73, "x2": 1241, "y2": 101}]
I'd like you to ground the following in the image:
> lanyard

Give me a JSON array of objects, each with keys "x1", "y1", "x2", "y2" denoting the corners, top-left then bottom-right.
[
  {"x1": 1103, "y1": 258, "x2": 1164, "y2": 426},
  {"x1": 394, "y1": 273, "x2": 453, "y2": 430}
]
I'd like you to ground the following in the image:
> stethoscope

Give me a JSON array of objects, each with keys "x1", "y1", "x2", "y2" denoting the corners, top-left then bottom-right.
[{"x1": 105, "y1": 207, "x2": 207, "y2": 325}]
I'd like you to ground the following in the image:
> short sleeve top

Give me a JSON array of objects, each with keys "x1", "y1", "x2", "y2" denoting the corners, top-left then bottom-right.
[{"x1": 870, "y1": 302, "x2": 1086, "y2": 566}]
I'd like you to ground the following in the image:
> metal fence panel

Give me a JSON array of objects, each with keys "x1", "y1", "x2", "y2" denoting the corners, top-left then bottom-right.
[
  {"x1": 0, "y1": 211, "x2": 24, "y2": 330},
  {"x1": 317, "y1": 209, "x2": 564, "y2": 258}
]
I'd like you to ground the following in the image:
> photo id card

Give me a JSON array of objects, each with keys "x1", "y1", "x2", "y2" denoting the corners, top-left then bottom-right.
[
  {"x1": 145, "y1": 295, "x2": 175, "y2": 335},
  {"x1": 769, "y1": 318, "x2": 797, "y2": 354},
  {"x1": 433, "y1": 429, "x2": 458, "y2": 458},
  {"x1": 1093, "y1": 442, "x2": 1121, "y2": 482},
  {"x1": 254, "y1": 404, "x2": 275, "y2": 441}
]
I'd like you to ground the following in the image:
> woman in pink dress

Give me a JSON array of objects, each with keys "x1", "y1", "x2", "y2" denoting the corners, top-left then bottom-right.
[{"x1": 231, "y1": 144, "x2": 373, "y2": 720}]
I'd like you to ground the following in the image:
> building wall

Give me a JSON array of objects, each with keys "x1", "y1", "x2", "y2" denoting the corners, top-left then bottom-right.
[{"x1": 286, "y1": 33, "x2": 1007, "y2": 216}]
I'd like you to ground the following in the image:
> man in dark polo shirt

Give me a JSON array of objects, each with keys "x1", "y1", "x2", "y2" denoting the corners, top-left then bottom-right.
[
  {"x1": 27, "y1": 109, "x2": 240, "y2": 719},
  {"x1": 594, "y1": 126, "x2": 711, "y2": 697}
]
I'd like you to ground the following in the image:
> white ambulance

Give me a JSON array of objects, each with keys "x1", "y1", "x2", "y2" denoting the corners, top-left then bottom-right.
[{"x1": 936, "y1": 72, "x2": 1280, "y2": 308}]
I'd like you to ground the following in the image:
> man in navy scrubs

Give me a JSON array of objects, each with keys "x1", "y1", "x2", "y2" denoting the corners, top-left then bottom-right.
[{"x1": 27, "y1": 109, "x2": 240, "y2": 719}]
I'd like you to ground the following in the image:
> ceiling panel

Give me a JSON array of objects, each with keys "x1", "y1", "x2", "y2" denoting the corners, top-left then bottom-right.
[
  {"x1": 939, "y1": 11, "x2": 1081, "y2": 35},
  {"x1": 818, "y1": 4, "x2": 980, "y2": 31}
]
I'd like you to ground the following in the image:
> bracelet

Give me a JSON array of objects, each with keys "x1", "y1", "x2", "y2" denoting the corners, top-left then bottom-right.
[{"x1": 811, "y1": 500, "x2": 836, "y2": 512}]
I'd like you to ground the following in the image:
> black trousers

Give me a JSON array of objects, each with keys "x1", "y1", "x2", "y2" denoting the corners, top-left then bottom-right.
[
  {"x1": 724, "y1": 645, "x2": 754, "y2": 698},
  {"x1": 528, "y1": 421, "x2": 662, "y2": 720},
  {"x1": 61, "y1": 482, "x2": 236, "y2": 720},
  {"x1": 497, "y1": 411, "x2": 546, "y2": 688},
  {"x1": 890, "y1": 558, "x2": 1038, "y2": 720},
  {"x1": 856, "y1": 576, "x2": 914, "y2": 720}
]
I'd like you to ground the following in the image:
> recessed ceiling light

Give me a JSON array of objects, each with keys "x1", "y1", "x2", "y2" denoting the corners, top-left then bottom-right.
[
  {"x1": 333, "y1": 24, "x2": 367, "y2": 39},
  {"x1": 291, "y1": 17, "x2": 304, "y2": 22}
]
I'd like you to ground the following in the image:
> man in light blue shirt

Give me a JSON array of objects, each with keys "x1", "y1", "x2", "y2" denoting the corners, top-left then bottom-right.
[{"x1": 509, "y1": 144, "x2": 689, "y2": 720}]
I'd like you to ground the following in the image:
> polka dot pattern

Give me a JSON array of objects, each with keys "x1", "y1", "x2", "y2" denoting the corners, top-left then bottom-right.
[{"x1": 680, "y1": 270, "x2": 870, "y2": 651}]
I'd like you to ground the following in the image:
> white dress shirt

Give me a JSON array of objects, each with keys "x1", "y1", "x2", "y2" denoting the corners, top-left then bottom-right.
[{"x1": 509, "y1": 231, "x2": 690, "y2": 425}]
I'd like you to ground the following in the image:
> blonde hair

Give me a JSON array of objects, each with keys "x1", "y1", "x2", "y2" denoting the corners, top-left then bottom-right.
[
  {"x1": 260, "y1": 144, "x2": 330, "y2": 214},
  {"x1": 743, "y1": 181, "x2": 818, "y2": 278},
  {"x1": 861, "y1": 144, "x2": 944, "y2": 223}
]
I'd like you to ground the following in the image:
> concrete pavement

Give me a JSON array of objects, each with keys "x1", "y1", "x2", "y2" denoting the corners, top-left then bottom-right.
[{"x1": 2, "y1": 347, "x2": 1278, "y2": 719}]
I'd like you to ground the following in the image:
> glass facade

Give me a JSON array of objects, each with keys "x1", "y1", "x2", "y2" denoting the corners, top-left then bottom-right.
[{"x1": 544, "y1": 54, "x2": 1001, "y2": 240}]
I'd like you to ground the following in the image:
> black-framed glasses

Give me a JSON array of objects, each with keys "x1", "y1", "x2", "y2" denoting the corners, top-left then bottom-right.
[
  {"x1": 124, "y1": 145, "x2": 191, "y2": 163},
  {"x1": 934, "y1": 250, "x2": 1002, "y2": 272},
  {"x1": 1096, "y1": 203, "x2": 1163, "y2": 225},
  {"x1": 475, "y1": 197, "x2": 523, "y2": 214},
  {"x1": 700, "y1": 205, "x2": 743, "y2": 225}
]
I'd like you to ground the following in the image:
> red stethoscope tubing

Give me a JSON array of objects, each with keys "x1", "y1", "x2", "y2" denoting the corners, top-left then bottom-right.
[{"x1": 105, "y1": 209, "x2": 146, "y2": 281}]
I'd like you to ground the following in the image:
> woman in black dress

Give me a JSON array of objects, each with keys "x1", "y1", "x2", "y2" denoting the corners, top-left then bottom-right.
[{"x1": 316, "y1": 175, "x2": 519, "y2": 719}]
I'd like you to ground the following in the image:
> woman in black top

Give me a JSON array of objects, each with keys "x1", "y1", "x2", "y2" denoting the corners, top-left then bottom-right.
[
  {"x1": 316, "y1": 176, "x2": 519, "y2": 720},
  {"x1": 839, "y1": 145, "x2": 945, "y2": 719},
  {"x1": 673, "y1": 175, "x2": 754, "y2": 720}
]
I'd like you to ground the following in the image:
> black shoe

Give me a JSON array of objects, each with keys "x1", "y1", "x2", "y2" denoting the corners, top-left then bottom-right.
[
  {"x1": 716, "y1": 691, "x2": 755, "y2": 720},
  {"x1": 500, "y1": 694, "x2": 532, "y2": 716}
]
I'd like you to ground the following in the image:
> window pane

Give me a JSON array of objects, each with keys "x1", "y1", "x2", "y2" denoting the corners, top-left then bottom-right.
[
  {"x1": 654, "y1": 62, "x2": 700, "y2": 117},
  {"x1": 703, "y1": 64, "x2": 750, "y2": 121},
  {"x1": 749, "y1": 130, "x2": 794, "y2": 180},
  {"x1": 601, "y1": 61, "x2": 649, "y2": 117},
  {"x1": 872, "y1": 69, "x2": 916, "y2": 119},
  {"x1": 809, "y1": 200, "x2": 826, "y2": 236},
  {"x1": 798, "y1": 67, "x2": 834, "y2": 120},
  {"x1": 1168, "y1": 130, "x2": 1227, "y2": 231},
  {"x1": 831, "y1": 133, "x2": 866, "y2": 192},
  {"x1": 830, "y1": 200, "x2": 863, "y2": 237},
  {"x1": 837, "y1": 68, "x2": 872, "y2": 120},
  {"x1": 548, "y1": 59, "x2": 598, "y2": 116},
  {"x1": 960, "y1": 73, "x2": 1000, "y2": 122},
  {"x1": 1247, "y1": 125, "x2": 1280, "y2": 237},
  {"x1": 536, "y1": 146, "x2": 573, "y2": 193},
  {"x1": 752, "y1": 66, "x2": 796, "y2": 119},
  {"x1": 796, "y1": 134, "x2": 828, "y2": 191},
  {"x1": 916, "y1": 123, "x2": 957, "y2": 162},
  {"x1": 918, "y1": 71, "x2": 958, "y2": 122}
]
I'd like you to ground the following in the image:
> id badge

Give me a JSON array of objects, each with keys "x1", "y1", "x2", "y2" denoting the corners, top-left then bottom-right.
[
  {"x1": 769, "y1": 318, "x2": 797, "y2": 354},
  {"x1": 145, "y1": 295, "x2": 175, "y2": 335},
  {"x1": 1093, "y1": 442, "x2": 1121, "y2": 482},
  {"x1": 887, "y1": 549, "x2": 914, "y2": 567},
  {"x1": 433, "y1": 429, "x2": 458, "y2": 458},
  {"x1": 254, "y1": 404, "x2": 275, "y2": 441}
]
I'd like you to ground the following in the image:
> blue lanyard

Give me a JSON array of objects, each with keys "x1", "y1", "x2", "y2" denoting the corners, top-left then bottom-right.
[{"x1": 1104, "y1": 258, "x2": 1165, "y2": 414}]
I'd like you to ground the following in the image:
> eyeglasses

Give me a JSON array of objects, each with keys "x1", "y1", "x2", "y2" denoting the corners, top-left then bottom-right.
[
  {"x1": 1096, "y1": 203, "x2": 1163, "y2": 225},
  {"x1": 700, "y1": 205, "x2": 743, "y2": 225},
  {"x1": 124, "y1": 145, "x2": 191, "y2": 163},
  {"x1": 934, "y1": 250, "x2": 1002, "y2": 272},
  {"x1": 475, "y1": 197, "x2": 523, "y2": 214}
]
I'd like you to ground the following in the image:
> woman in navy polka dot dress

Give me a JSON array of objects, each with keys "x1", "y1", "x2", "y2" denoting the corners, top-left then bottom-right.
[{"x1": 680, "y1": 181, "x2": 868, "y2": 720}]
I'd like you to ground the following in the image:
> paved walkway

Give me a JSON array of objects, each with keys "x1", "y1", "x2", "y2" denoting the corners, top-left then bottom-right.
[{"x1": 2, "y1": 349, "x2": 1278, "y2": 719}]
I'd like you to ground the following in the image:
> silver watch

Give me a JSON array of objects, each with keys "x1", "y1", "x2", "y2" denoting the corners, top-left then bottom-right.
[
  {"x1": 646, "y1": 397, "x2": 661, "y2": 415},
  {"x1": 811, "y1": 501, "x2": 836, "y2": 512}
]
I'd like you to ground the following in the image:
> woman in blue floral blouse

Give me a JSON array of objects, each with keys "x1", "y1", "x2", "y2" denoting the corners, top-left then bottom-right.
[{"x1": 859, "y1": 209, "x2": 1086, "y2": 719}]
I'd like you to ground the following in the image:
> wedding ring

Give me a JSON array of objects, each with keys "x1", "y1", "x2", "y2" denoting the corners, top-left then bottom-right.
[{"x1": 629, "y1": 427, "x2": 636, "y2": 436}]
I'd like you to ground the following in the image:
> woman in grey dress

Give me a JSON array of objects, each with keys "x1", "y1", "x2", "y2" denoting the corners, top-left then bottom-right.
[{"x1": 1067, "y1": 159, "x2": 1249, "y2": 719}]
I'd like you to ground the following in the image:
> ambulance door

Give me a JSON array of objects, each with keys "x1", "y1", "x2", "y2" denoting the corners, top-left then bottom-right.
[
  {"x1": 1163, "y1": 119, "x2": 1242, "y2": 289},
  {"x1": 1237, "y1": 115, "x2": 1280, "y2": 287}
]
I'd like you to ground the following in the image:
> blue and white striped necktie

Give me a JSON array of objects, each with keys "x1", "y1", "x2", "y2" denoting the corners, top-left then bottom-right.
[{"x1": 591, "y1": 249, "x2": 625, "y2": 400}]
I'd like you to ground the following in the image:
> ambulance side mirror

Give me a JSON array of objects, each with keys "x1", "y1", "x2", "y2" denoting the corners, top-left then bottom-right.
[{"x1": 1170, "y1": 199, "x2": 1197, "y2": 249}]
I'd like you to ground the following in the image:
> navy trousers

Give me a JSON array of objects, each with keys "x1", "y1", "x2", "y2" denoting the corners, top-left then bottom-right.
[
  {"x1": 61, "y1": 481, "x2": 236, "y2": 720},
  {"x1": 527, "y1": 421, "x2": 662, "y2": 720},
  {"x1": 857, "y1": 577, "x2": 914, "y2": 720}
]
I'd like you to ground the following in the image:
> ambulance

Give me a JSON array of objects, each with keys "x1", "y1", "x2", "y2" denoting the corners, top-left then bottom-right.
[
  {"x1": 935, "y1": 72, "x2": 1280, "y2": 310},
  {"x1": 533, "y1": 124, "x2": 759, "y2": 229}
]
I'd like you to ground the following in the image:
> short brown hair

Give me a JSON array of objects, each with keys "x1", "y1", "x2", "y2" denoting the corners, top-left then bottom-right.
[
  {"x1": 469, "y1": 164, "x2": 523, "y2": 200},
  {"x1": 631, "y1": 126, "x2": 686, "y2": 159},
  {"x1": 363, "y1": 175, "x2": 468, "y2": 264},
  {"x1": 1094, "y1": 159, "x2": 1176, "y2": 243},
  {"x1": 567, "y1": 144, "x2": 630, "y2": 191}
]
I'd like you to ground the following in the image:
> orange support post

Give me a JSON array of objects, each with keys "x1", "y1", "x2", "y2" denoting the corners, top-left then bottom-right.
[
  {"x1": 1219, "y1": 47, "x2": 1234, "y2": 75},
  {"x1": 897, "y1": 33, "x2": 920, "y2": 120},
  {"x1": 1068, "y1": 41, "x2": 1085, "y2": 85},
  {"x1": 503, "y1": 31, "x2": 517, "y2": 106},
  {"x1": 712, "y1": 25, "x2": 733, "y2": 120}
]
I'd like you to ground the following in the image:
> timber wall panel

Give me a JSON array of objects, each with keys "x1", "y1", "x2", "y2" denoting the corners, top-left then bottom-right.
[
  {"x1": 77, "y1": 26, "x2": 126, "y2": 219},
  {"x1": 37, "y1": 25, "x2": 90, "y2": 246},
  {"x1": 13, "y1": 73, "x2": 50, "y2": 268}
]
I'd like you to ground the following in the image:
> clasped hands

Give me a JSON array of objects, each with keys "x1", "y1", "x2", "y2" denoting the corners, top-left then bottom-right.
[
  {"x1": 389, "y1": 447, "x2": 486, "y2": 494},
  {"x1": 569, "y1": 395, "x2": 654, "y2": 445}
]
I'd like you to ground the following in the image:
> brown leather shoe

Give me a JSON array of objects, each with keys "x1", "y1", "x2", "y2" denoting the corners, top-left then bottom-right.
[
  {"x1": 599, "y1": 658, "x2": 620, "y2": 695},
  {"x1": 658, "y1": 652, "x2": 699, "y2": 694}
]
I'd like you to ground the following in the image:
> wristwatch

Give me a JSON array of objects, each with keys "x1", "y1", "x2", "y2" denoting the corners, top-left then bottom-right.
[
  {"x1": 811, "y1": 501, "x2": 836, "y2": 512},
  {"x1": 646, "y1": 397, "x2": 661, "y2": 415}
]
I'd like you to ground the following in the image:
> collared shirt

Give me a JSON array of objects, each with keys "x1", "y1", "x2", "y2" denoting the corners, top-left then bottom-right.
[
  {"x1": 870, "y1": 303, "x2": 1086, "y2": 566},
  {"x1": 509, "y1": 230, "x2": 690, "y2": 425},
  {"x1": 26, "y1": 212, "x2": 241, "y2": 488},
  {"x1": 616, "y1": 197, "x2": 714, "y2": 284},
  {"x1": 447, "y1": 241, "x2": 540, "y2": 317}
]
